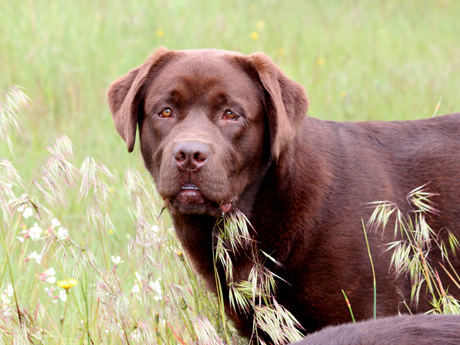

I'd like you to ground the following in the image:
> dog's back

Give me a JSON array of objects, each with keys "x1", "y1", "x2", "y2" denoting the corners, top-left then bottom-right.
[{"x1": 292, "y1": 314, "x2": 460, "y2": 345}]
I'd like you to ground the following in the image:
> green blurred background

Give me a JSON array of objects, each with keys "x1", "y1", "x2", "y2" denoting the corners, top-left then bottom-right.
[{"x1": 1, "y1": 0, "x2": 459, "y2": 242}]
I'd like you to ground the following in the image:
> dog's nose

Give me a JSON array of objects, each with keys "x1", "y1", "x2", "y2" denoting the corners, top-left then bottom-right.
[{"x1": 173, "y1": 141, "x2": 210, "y2": 172}]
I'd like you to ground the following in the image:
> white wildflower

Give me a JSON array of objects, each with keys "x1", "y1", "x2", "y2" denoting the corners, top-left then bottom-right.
[
  {"x1": 150, "y1": 278, "x2": 162, "y2": 301},
  {"x1": 1, "y1": 293, "x2": 10, "y2": 305},
  {"x1": 29, "y1": 223, "x2": 43, "y2": 240},
  {"x1": 28, "y1": 251, "x2": 42, "y2": 264},
  {"x1": 111, "y1": 256, "x2": 124, "y2": 265},
  {"x1": 22, "y1": 207, "x2": 33, "y2": 219},
  {"x1": 58, "y1": 288, "x2": 67, "y2": 302},
  {"x1": 39, "y1": 267, "x2": 56, "y2": 283},
  {"x1": 51, "y1": 218, "x2": 61, "y2": 229},
  {"x1": 56, "y1": 227, "x2": 68, "y2": 240},
  {"x1": 1, "y1": 284, "x2": 14, "y2": 305},
  {"x1": 131, "y1": 284, "x2": 141, "y2": 294}
]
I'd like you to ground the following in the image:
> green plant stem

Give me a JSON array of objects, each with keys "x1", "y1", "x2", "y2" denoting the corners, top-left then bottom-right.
[
  {"x1": 362, "y1": 220, "x2": 377, "y2": 319},
  {"x1": 0, "y1": 216, "x2": 22, "y2": 325},
  {"x1": 341, "y1": 290, "x2": 355, "y2": 323},
  {"x1": 60, "y1": 290, "x2": 69, "y2": 335}
]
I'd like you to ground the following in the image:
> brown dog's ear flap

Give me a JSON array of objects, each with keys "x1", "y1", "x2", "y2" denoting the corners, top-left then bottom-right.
[
  {"x1": 106, "y1": 46, "x2": 171, "y2": 152},
  {"x1": 248, "y1": 52, "x2": 309, "y2": 161}
]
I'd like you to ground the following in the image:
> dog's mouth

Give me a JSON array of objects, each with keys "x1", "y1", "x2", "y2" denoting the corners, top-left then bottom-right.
[
  {"x1": 181, "y1": 183, "x2": 200, "y2": 191},
  {"x1": 163, "y1": 183, "x2": 233, "y2": 215},
  {"x1": 175, "y1": 183, "x2": 206, "y2": 204}
]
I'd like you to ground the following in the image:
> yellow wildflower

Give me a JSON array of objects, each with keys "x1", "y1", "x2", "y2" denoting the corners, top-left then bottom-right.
[
  {"x1": 57, "y1": 279, "x2": 78, "y2": 290},
  {"x1": 316, "y1": 57, "x2": 325, "y2": 66},
  {"x1": 157, "y1": 29, "x2": 164, "y2": 37},
  {"x1": 251, "y1": 31, "x2": 259, "y2": 40},
  {"x1": 256, "y1": 20, "x2": 265, "y2": 29}
]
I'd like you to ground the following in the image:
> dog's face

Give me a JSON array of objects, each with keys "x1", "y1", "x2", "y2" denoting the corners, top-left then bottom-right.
[{"x1": 107, "y1": 48, "x2": 309, "y2": 217}]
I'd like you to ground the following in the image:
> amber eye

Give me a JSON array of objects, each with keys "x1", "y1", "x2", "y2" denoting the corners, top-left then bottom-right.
[
  {"x1": 159, "y1": 108, "x2": 173, "y2": 118},
  {"x1": 224, "y1": 110, "x2": 238, "y2": 120}
]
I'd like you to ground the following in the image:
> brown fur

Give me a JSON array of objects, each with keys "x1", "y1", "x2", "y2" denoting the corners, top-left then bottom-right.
[
  {"x1": 107, "y1": 47, "x2": 460, "y2": 342},
  {"x1": 293, "y1": 314, "x2": 460, "y2": 345}
]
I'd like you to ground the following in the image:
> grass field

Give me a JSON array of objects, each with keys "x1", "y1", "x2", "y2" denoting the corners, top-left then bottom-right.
[{"x1": 1, "y1": 0, "x2": 460, "y2": 343}]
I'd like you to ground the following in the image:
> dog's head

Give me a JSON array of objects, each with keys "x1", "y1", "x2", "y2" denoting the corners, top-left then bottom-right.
[{"x1": 107, "y1": 47, "x2": 309, "y2": 217}]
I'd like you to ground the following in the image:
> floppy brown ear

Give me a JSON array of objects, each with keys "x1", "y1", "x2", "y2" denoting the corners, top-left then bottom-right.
[
  {"x1": 248, "y1": 53, "x2": 309, "y2": 161},
  {"x1": 106, "y1": 46, "x2": 171, "y2": 152}
]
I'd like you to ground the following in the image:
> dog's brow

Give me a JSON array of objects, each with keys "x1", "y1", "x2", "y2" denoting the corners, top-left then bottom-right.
[
  {"x1": 170, "y1": 89, "x2": 185, "y2": 103},
  {"x1": 211, "y1": 93, "x2": 228, "y2": 107}
]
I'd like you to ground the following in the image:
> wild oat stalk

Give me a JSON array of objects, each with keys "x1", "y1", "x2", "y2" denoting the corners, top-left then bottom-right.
[
  {"x1": 194, "y1": 316, "x2": 225, "y2": 345},
  {"x1": 0, "y1": 86, "x2": 30, "y2": 153},
  {"x1": 33, "y1": 135, "x2": 78, "y2": 205},
  {"x1": 214, "y1": 210, "x2": 304, "y2": 344},
  {"x1": 368, "y1": 185, "x2": 460, "y2": 313}
]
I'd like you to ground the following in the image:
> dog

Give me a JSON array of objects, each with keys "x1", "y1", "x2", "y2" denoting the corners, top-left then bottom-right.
[
  {"x1": 107, "y1": 47, "x2": 460, "y2": 341},
  {"x1": 292, "y1": 314, "x2": 460, "y2": 345}
]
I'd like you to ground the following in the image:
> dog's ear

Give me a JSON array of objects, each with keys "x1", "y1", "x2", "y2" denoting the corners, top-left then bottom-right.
[
  {"x1": 246, "y1": 53, "x2": 309, "y2": 161},
  {"x1": 106, "y1": 46, "x2": 172, "y2": 152}
]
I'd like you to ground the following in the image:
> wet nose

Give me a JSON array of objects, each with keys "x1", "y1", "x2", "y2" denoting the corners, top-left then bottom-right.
[{"x1": 173, "y1": 141, "x2": 210, "y2": 172}]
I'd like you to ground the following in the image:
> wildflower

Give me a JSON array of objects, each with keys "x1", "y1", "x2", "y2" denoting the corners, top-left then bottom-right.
[
  {"x1": 1, "y1": 284, "x2": 13, "y2": 305},
  {"x1": 38, "y1": 267, "x2": 56, "y2": 283},
  {"x1": 51, "y1": 218, "x2": 61, "y2": 229},
  {"x1": 56, "y1": 226, "x2": 69, "y2": 240},
  {"x1": 1, "y1": 293, "x2": 10, "y2": 305},
  {"x1": 157, "y1": 29, "x2": 164, "y2": 37},
  {"x1": 22, "y1": 207, "x2": 33, "y2": 219},
  {"x1": 29, "y1": 223, "x2": 43, "y2": 240},
  {"x1": 250, "y1": 31, "x2": 259, "y2": 40},
  {"x1": 340, "y1": 91, "x2": 347, "y2": 99},
  {"x1": 58, "y1": 288, "x2": 67, "y2": 302},
  {"x1": 131, "y1": 271, "x2": 142, "y2": 295},
  {"x1": 131, "y1": 284, "x2": 141, "y2": 294},
  {"x1": 44, "y1": 287, "x2": 59, "y2": 303},
  {"x1": 177, "y1": 251, "x2": 184, "y2": 262},
  {"x1": 316, "y1": 57, "x2": 325, "y2": 66},
  {"x1": 111, "y1": 256, "x2": 124, "y2": 265},
  {"x1": 256, "y1": 20, "x2": 265, "y2": 29},
  {"x1": 27, "y1": 251, "x2": 42, "y2": 264},
  {"x1": 57, "y1": 279, "x2": 78, "y2": 290},
  {"x1": 278, "y1": 48, "x2": 286, "y2": 56},
  {"x1": 150, "y1": 278, "x2": 162, "y2": 301}
]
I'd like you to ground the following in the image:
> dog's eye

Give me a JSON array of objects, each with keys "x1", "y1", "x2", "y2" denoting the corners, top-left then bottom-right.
[
  {"x1": 159, "y1": 108, "x2": 173, "y2": 118},
  {"x1": 224, "y1": 110, "x2": 238, "y2": 120}
]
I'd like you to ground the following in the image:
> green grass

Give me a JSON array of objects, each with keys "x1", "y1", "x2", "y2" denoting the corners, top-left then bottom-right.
[{"x1": 1, "y1": 0, "x2": 460, "y2": 343}]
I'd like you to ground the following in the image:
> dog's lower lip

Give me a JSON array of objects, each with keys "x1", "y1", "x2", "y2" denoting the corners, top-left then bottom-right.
[{"x1": 175, "y1": 184, "x2": 206, "y2": 206}]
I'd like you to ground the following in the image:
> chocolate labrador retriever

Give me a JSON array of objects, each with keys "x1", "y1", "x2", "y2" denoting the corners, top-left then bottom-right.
[
  {"x1": 293, "y1": 314, "x2": 460, "y2": 345},
  {"x1": 107, "y1": 47, "x2": 460, "y2": 341}
]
